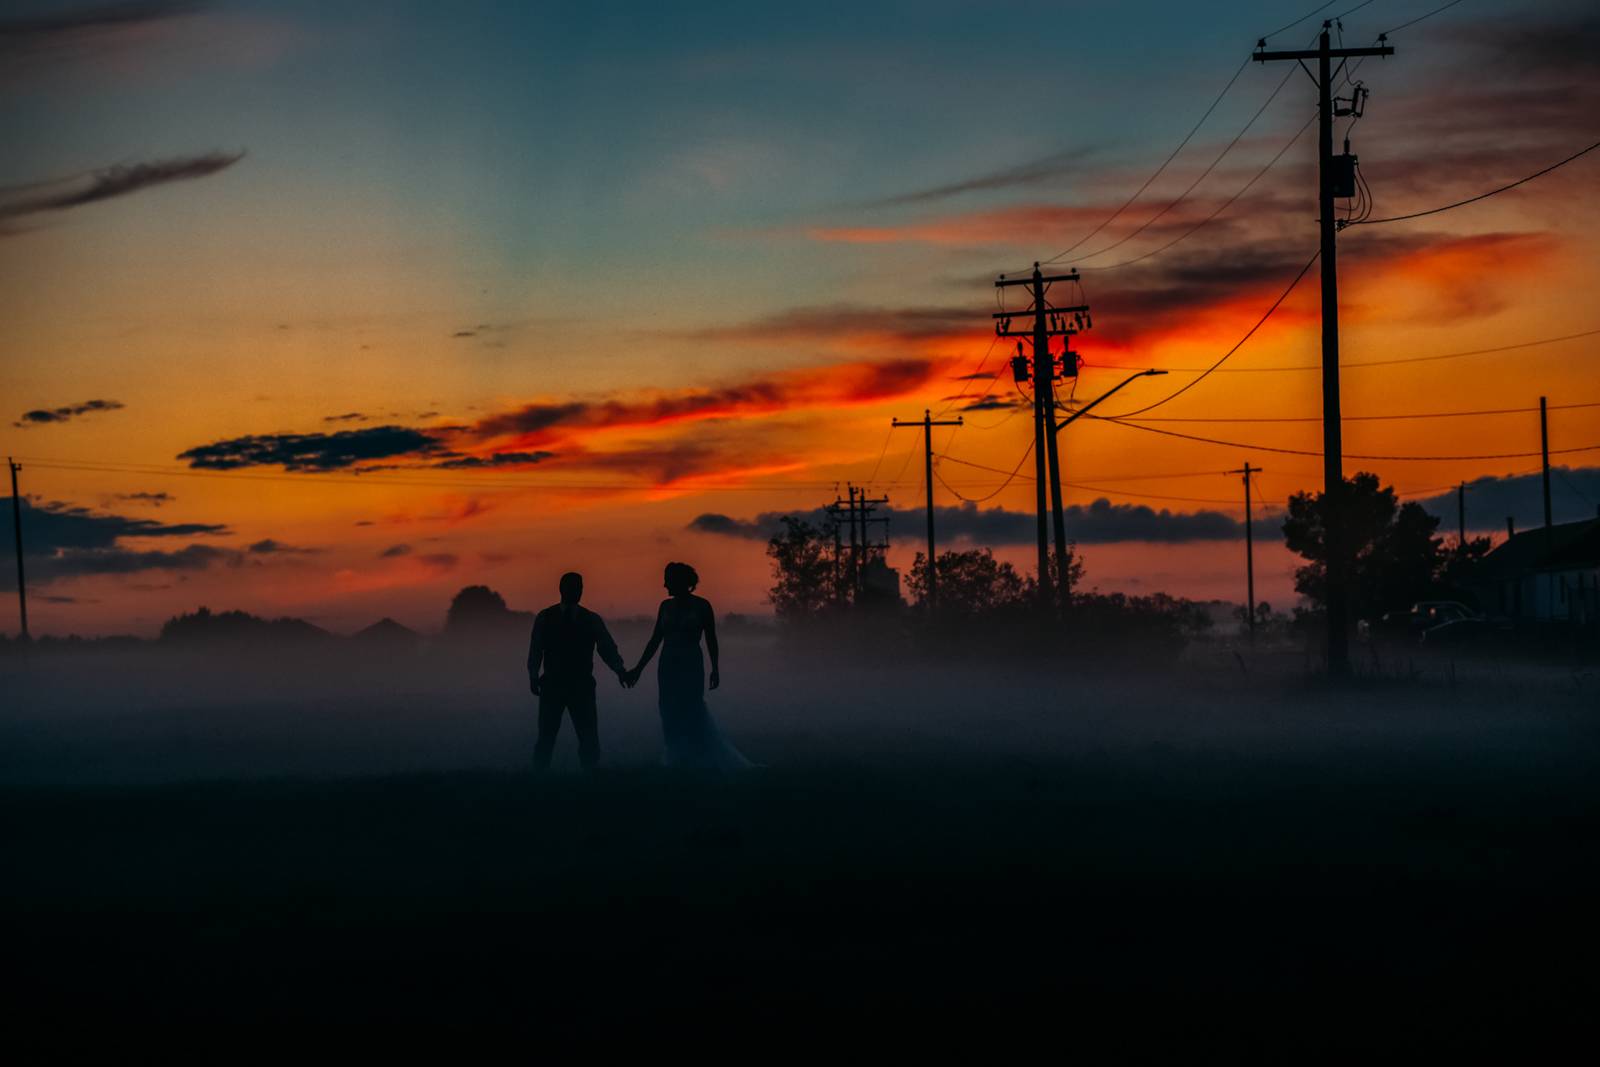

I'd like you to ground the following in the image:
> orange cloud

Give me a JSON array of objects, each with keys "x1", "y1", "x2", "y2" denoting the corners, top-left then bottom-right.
[
  {"x1": 1346, "y1": 231, "x2": 1558, "y2": 324},
  {"x1": 477, "y1": 356, "x2": 948, "y2": 451}
]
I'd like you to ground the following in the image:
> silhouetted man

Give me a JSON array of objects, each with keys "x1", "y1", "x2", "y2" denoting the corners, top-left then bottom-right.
[{"x1": 527, "y1": 572, "x2": 627, "y2": 770}]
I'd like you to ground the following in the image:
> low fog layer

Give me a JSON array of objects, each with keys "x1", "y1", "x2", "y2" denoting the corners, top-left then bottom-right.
[{"x1": 2, "y1": 622, "x2": 1593, "y2": 786}]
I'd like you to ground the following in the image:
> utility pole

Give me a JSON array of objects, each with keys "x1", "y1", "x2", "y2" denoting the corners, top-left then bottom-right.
[
  {"x1": 892, "y1": 410, "x2": 962, "y2": 611},
  {"x1": 827, "y1": 484, "x2": 889, "y2": 603},
  {"x1": 1457, "y1": 482, "x2": 1467, "y2": 547},
  {"x1": 1226, "y1": 462, "x2": 1260, "y2": 642},
  {"x1": 9, "y1": 458, "x2": 27, "y2": 642},
  {"x1": 995, "y1": 263, "x2": 1089, "y2": 610},
  {"x1": 1540, "y1": 395, "x2": 1553, "y2": 533},
  {"x1": 847, "y1": 484, "x2": 862, "y2": 598},
  {"x1": 831, "y1": 501, "x2": 844, "y2": 604},
  {"x1": 1255, "y1": 24, "x2": 1394, "y2": 677}
]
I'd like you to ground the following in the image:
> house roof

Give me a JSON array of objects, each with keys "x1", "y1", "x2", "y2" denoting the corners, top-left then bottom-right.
[{"x1": 1478, "y1": 517, "x2": 1600, "y2": 579}]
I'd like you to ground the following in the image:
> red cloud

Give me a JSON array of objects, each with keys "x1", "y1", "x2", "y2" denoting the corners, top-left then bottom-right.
[{"x1": 473, "y1": 356, "x2": 946, "y2": 451}]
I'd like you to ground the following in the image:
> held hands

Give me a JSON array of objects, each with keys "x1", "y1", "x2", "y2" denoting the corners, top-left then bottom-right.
[{"x1": 618, "y1": 667, "x2": 641, "y2": 689}]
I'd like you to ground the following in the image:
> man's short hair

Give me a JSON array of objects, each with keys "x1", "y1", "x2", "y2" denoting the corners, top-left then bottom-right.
[{"x1": 559, "y1": 571, "x2": 584, "y2": 599}]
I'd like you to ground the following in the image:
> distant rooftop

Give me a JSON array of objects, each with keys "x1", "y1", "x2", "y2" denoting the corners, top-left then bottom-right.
[{"x1": 1479, "y1": 517, "x2": 1600, "y2": 579}]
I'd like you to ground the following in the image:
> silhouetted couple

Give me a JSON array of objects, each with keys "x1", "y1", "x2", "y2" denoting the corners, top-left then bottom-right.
[{"x1": 526, "y1": 565, "x2": 750, "y2": 771}]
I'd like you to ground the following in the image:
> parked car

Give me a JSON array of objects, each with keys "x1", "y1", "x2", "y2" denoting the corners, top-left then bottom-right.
[
  {"x1": 1375, "y1": 601, "x2": 1481, "y2": 641},
  {"x1": 1420, "y1": 614, "x2": 1515, "y2": 646}
]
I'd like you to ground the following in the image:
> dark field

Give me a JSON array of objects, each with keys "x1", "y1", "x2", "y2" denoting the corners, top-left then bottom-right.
[{"x1": 3, "y1": 635, "x2": 1598, "y2": 1049}]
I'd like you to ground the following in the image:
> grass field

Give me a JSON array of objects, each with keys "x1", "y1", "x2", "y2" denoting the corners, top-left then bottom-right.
[{"x1": 3, "y1": 637, "x2": 1598, "y2": 1049}]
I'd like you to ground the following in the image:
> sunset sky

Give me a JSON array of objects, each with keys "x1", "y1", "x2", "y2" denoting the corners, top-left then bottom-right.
[{"x1": 3, "y1": 0, "x2": 1598, "y2": 635}]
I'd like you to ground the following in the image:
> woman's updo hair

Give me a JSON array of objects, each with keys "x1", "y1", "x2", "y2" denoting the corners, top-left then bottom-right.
[{"x1": 663, "y1": 561, "x2": 699, "y2": 595}]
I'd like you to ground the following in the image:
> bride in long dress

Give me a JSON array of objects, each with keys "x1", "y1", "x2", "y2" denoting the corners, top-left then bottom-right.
[{"x1": 624, "y1": 563, "x2": 752, "y2": 770}]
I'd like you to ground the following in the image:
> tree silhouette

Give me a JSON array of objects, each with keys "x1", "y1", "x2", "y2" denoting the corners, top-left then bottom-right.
[
  {"x1": 1283, "y1": 472, "x2": 1456, "y2": 620},
  {"x1": 765, "y1": 517, "x2": 835, "y2": 620},
  {"x1": 159, "y1": 607, "x2": 329, "y2": 644},
  {"x1": 907, "y1": 548, "x2": 1031, "y2": 616},
  {"x1": 446, "y1": 585, "x2": 512, "y2": 631}
]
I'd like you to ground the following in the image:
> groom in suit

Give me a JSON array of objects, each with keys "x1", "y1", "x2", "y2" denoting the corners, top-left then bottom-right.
[{"x1": 527, "y1": 571, "x2": 629, "y2": 770}]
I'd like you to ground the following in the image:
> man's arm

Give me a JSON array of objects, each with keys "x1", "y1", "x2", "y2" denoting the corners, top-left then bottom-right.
[
  {"x1": 591, "y1": 614, "x2": 627, "y2": 677},
  {"x1": 527, "y1": 612, "x2": 546, "y2": 693}
]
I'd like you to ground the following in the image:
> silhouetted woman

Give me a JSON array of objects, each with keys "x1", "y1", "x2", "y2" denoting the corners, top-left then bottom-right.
[{"x1": 625, "y1": 562, "x2": 751, "y2": 769}]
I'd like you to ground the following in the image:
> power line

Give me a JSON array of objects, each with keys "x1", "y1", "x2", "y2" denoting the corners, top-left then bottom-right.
[
  {"x1": 1081, "y1": 326, "x2": 1600, "y2": 374},
  {"x1": 1090, "y1": 417, "x2": 1600, "y2": 462},
  {"x1": 1261, "y1": 1, "x2": 1341, "y2": 41},
  {"x1": 1031, "y1": 57, "x2": 1255, "y2": 268},
  {"x1": 933, "y1": 440, "x2": 1035, "y2": 503},
  {"x1": 1120, "y1": 400, "x2": 1600, "y2": 424},
  {"x1": 932, "y1": 463, "x2": 1267, "y2": 510},
  {"x1": 1349, "y1": 139, "x2": 1600, "y2": 227},
  {"x1": 1096, "y1": 250, "x2": 1320, "y2": 418},
  {"x1": 862, "y1": 425, "x2": 896, "y2": 489},
  {"x1": 932, "y1": 334, "x2": 1000, "y2": 419},
  {"x1": 1062, "y1": 482, "x2": 1249, "y2": 506},
  {"x1": 1381, "y1": 0, "x2": 1469, "y2": 37},
  {"x1": 1079, "y1": 109, "x2": 1318, "y2": 272},
  {"x1": 1556, "y1": 466, "x2": 1597, "y2": 507},
  {"x1": 1332, "y1": 0, "x2": 1380, "y2": 21},
  {"x1": 938, "y1": 453, "x2": 1243, "y2": 483},
  {"x1": 1070, "y1": 64, "x2": 1300, "y2": 264}
]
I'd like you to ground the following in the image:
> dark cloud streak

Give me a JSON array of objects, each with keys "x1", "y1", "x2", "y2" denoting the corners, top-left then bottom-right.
[
  {"x1": 15, "y1": 398, "x2": 123, "y2": 427},
  {"x1": 178, "y1": 426, "x2": 447, "y2": 471},
  {"x1": 0, "y1": 151, "x2": 244, "y2": 223},
  {"x1": 690, "y1": 499, "x2": 1249, "y2": 546},
  {"x1": 0, "y1": 496, "x2": 233, "y2": 588},
  {"x1": 859, "y1": 150, "x2": 1101, "y2": 209}
]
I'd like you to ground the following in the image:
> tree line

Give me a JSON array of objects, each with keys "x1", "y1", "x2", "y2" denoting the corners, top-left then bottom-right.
[{"x1": 762, "y1": 470, "x2": 1494, "y2": 651}]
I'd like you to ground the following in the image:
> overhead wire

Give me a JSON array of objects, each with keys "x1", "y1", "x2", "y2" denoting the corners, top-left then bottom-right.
[
  {"x1": 1079, "y1": 107, "x2": 1317, "y2": 272},
  {"x1": 1028, "y1": 56, "x2": 1255, "y2": 268},
  {"x1": 1381, "y1": 0, "x2": 1469, "y2": 37},
  {"x1": 1088, "y1": 418, "x2": 1600, "y2": 462},
  {"x1": 1119, "y1": 400, "x2": 1600, "y2": 424},
  {"x1": 1096, "y1": 250, "x2": 1321, "y2": 418},
  {"x1": 1347, "y1": 139, "x2": 1600, "y2": 226},
  {"x1": 1080, "y1": 326, "x2": 1600, "y2": 374},
  {"x1": 933, "y1": 440, "x2": 1036, "y2": 503},
  {"x1": 1260, "y1": 1, "x2": 1341, "y2": 41},
  {"x1": 1556, "y1": 467, "x2": 1597, "y2": 507},
  {"x1": 1070, "y1": 63, "x2": 1300, "y2": 265},
  {"x1": 862, "y1": 425, "x2": 896, "y2": 490}
]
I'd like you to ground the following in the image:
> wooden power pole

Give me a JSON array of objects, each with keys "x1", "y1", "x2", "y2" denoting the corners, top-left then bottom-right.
[
  {"x1": 1540, "y1": 395, "x2": 1553, "y2": 532},
  {"x1": 995, "y1": 264, "x2": 1089, "y2": 611},
  {"x1": 8, "y1": 458, "x2": 27, "y2": 642},
  {"x1": 1226, "y1": 462, "x2": 1260, "y2": 642},
  {"x1": 1255, "y1": 24, "x2": 1394, "y2": 676},
  {"x1": 892, "y1": 409, "x2": 962, "y2": 611},
  {"x1": 827, "y1": 484, "x2": 889, "y2": 603}
]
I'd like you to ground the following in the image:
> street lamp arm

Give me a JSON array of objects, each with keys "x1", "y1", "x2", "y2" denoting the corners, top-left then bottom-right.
[{"x1": 1053, "y1": 370, "x2": 1168, "y2": 435}]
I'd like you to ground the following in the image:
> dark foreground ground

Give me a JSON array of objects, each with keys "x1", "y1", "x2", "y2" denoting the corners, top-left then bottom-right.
[{"x1": 3, "y1": 642, "x2": 1599, "y2": 1051}]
